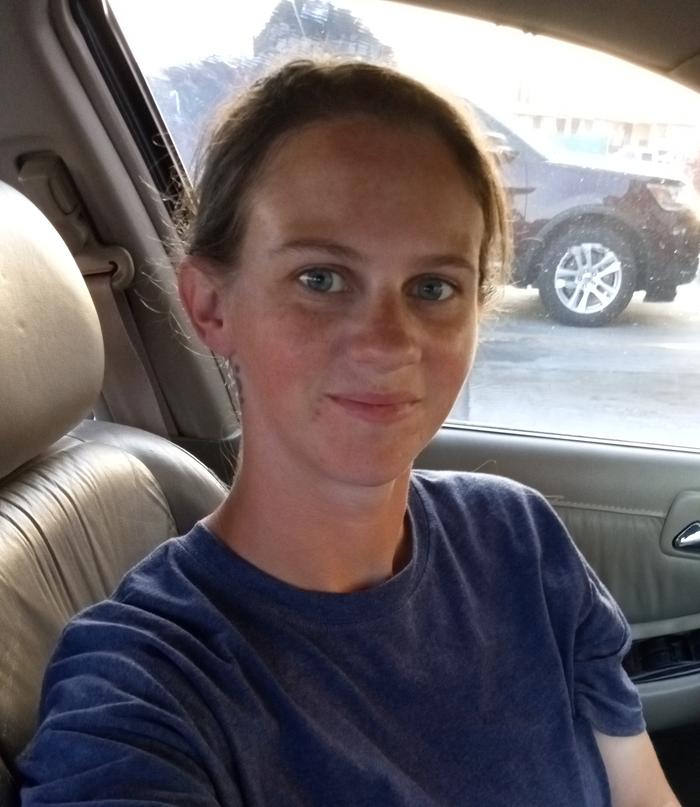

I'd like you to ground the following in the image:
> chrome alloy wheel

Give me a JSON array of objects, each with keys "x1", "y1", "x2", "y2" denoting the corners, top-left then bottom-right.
[{"x1": 553, "y1": 242, "x2": 623, "y2": 314}]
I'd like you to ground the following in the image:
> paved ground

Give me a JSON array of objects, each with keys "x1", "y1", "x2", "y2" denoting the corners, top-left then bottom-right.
[{"x1": 449, "y1": 276, "x2": 700, "y2": 449}]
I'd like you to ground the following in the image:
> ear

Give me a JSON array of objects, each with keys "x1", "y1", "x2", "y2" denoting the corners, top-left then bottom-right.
[{"x1": 178, "y1": 257, "x2": 236, "y2": 358}]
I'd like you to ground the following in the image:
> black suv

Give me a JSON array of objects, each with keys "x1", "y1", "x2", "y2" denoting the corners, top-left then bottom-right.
[{"x1": 475, "y1": 106, "x2": 700, "y2": 326}]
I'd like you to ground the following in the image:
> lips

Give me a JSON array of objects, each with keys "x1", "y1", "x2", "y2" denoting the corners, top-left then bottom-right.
[{"x1": 327, "y1": 393, "x2": 419, "y2": 423}]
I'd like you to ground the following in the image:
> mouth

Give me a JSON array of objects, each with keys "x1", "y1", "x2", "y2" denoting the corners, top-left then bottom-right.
[{"x1": 327, "y1": 393, "x2": 420, "y2": 423}]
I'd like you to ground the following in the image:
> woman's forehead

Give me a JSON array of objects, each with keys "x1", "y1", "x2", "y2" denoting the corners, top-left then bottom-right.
[
  {"x1": 238, "y1": 116, "x2": 484, "y2": 264},
  {"x1": 253, "y1": 115, "x2": 478, "y2": 206},
  {"x1": 264, "y1": 115, "x2": 452, "y2": 168}
]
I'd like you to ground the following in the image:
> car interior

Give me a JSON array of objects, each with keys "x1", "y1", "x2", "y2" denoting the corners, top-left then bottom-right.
[{"x1": 0, "y1": 1, "x2": 699, "y2": 804}]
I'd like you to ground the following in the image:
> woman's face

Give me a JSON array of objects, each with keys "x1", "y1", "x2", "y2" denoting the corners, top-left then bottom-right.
[{"x1": 204, "y1": 116, "x2": 484, "y2": 488}]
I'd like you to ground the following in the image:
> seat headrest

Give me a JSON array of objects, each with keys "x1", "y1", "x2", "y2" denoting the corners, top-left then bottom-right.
[{"x1": 0, "y1": 181, "x2": 104, "y2": 480}]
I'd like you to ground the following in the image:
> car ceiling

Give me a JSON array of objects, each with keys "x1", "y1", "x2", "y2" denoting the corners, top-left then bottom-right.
[{"x1": 405, "y1": 0, "x2": 700, "y2": 91}]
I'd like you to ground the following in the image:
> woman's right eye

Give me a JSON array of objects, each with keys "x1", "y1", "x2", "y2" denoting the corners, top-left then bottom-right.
[{"x1": 297, "y1": 268, "x2": 348, "y2": 293}]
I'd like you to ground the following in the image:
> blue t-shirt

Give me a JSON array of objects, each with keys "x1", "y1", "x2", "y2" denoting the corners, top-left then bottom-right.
[{"x1": 19, "y1": 472, "x2": 644, "y2": 806}]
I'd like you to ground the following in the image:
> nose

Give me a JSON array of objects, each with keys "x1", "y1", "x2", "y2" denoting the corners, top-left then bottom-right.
[{"x1": 346, "y1": 291, "x2": 421, "y2": 370}]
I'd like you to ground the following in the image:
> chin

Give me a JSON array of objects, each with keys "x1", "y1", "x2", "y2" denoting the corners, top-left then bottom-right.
[
  {"x1": 311, "y1": 421, "x2": 441, "y2": 488},
  {"x1": 318, "y1": 448, "x2": 418, "y2": 490}
]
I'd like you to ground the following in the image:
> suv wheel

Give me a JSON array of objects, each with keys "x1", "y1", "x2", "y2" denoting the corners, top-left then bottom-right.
[{"x1": 537, "y1": 224, "x2": 637, "y2": 326}]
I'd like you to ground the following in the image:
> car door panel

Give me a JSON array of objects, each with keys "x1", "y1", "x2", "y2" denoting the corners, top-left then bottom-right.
[{"x1": 419, "y1": 427, "x2": 700, "y2": 731}]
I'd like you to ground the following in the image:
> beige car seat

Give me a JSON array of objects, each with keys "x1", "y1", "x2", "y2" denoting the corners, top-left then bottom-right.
[{"x1": 0, "y1": 180, "x2": 227, "y2": 804}]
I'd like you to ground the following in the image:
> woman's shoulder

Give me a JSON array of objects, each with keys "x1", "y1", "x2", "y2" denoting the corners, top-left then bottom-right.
[
  {"x1": 410, "y1": 468, "x2": 572, "y2": 565},
  {"x1": 411, "y1": 468, "x2": 549, "y2": 514},
  {"x1": 24, "y1": 527, "x2": 242, "y2": 805},
  {"x1": 54, "y1": 524, "x2": 233, "y2": 673},
  {"x1": 86, "y1": 528, "x2": 199, "y2": 614}
]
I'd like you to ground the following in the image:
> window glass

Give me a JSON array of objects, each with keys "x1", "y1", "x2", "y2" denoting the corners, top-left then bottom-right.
[{"x1": 109, "y1": 0, "x2": 700, "y2": 450}]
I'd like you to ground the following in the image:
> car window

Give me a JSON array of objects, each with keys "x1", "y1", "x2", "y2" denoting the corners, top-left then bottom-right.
[{"x1": 109, "y1": 0, "x2": 700, "y2": 451}]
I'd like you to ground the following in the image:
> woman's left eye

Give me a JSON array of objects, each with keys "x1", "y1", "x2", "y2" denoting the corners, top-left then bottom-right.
[
  {"x1": 412, "y1": 277, "x2": 457, "y2": 301},
  {"x1": 297, "y1": 268, "x2": 348, "y2": 294}
]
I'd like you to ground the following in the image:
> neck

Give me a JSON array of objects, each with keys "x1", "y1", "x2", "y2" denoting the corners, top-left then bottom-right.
[{"x1": 206, "y1": 450, "x2": 413, "y2": 594}]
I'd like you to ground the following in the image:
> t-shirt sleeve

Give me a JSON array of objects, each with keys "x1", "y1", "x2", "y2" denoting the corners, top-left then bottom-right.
[
  {"x1": 571, "y1": 561, "x2": 646, "y2": 736},
  {"x1": 526, "y1": 488, "x2": 646, "y2": 738},
  {"x1": 18, "y1": 611, "x2": 239, "y2": 807}
]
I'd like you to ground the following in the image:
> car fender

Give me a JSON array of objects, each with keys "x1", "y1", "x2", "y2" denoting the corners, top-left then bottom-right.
[{"x1": 519, "y1": 203, "x2": 648, "y2": 288}]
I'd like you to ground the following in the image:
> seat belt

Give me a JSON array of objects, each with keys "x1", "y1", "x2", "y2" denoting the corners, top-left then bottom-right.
[{"x1": 79, "y1": 246, "x2": 173, "y2": 438}]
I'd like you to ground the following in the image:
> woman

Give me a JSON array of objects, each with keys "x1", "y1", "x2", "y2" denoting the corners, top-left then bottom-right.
[{"x1": 20, "y1": 60, "x2": 678, "y2": 806}]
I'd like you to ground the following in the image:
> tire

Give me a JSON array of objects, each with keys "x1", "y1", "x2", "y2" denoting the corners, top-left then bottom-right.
[{"x1": 537, "y1": 223, "x2": 637, "y2": 326}]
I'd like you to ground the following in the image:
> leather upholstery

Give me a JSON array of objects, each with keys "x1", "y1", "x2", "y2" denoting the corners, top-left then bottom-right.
[
  {"x1": 0, "y1": 444, "x2": 174, "y2": 762},
  {"x1": 0, "y1": 182, "x2": 103, "y2": 481},
  {"x1": 0, "y1": 181, "x2": 227, "y2": 803},
  {"x1": 66, "y1": 419, "x2": 227, "y2": 535}
]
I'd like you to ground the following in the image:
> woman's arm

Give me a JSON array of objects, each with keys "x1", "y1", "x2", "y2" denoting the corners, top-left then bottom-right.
[
  {"x1": 18, "y1": 615, "x2": 239, "y2": 806},
  {"x1": 594, "y1": 731, "x2": 680, "y2": 807}
]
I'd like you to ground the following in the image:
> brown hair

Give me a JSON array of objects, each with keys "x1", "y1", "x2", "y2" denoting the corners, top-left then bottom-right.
[{"x1": 181, "y1": 59, "x2": 511, "y2": 304}]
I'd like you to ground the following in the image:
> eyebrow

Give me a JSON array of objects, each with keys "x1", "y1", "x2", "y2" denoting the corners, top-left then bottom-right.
[
  {"x1": 270, "y1": 238, "x2": 364, "y2": 261},
  {"x1": 270, "y1": 238, "x2": 477, "y2": 273},
  {"x1": 418, "y1": 253, "x2": 478, "y2": 274}
]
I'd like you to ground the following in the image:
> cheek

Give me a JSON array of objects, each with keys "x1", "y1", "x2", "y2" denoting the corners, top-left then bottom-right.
[
  {"x1": 427, "y1": 321, "x2": 479, "y2": 394},
  {"x1": 235, "y1": 306, "x2": 335, "y2": 398}
]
